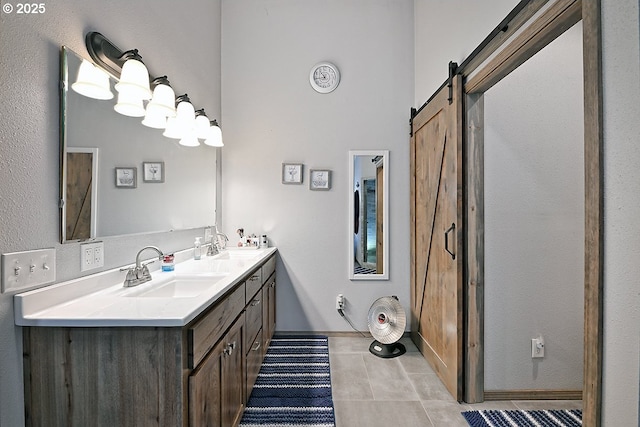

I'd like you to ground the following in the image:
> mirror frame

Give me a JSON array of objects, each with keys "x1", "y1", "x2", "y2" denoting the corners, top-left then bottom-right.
[{"x1": 348, "y1": 150, "x2": 389, "y2": 280}]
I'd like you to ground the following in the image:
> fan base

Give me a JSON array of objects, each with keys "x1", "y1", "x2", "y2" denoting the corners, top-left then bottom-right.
[{"x1": 369, "y1": 340, "x2": 406, "y2": 358}]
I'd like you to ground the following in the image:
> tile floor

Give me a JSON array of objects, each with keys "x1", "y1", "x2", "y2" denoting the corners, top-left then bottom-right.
[{"x1": 328, "y1": 336, "x2": 582, "y2": 427}]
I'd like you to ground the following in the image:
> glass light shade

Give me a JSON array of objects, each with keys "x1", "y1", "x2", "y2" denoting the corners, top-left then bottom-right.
[
  {"x1": 163, "y1": 116, "x2": 183, "y2": 139},
  {"x1": 72, "y1": 60, "x2": 114, "y2": 100},
  {"x1": 195, "y1": 114, "x2": 211, "y2": 139},
  {"x1": 147, "y1": 84, "x2": 176, "y2": 117},
  {"x1": 175, "y1": 100, "x2": 195, "y2": 124},
  {"x1": 179, "y1": 131, "x2": 200, "y2": 147},
  {"x1": 141, "y1": 105, "x2": 168, "y2": 129},
  {"x1": 114, "y1": 91, "x2": 146, "y2": 117},
  {"x1": 114, "y1": 58, "x2": 152, "y2": 101},
  {"x1": 204, "y1": 125, "x2": 223, "y2": 147},
  {"x1": 163, "y1": 100, "x2": 195, "y2": 139}
]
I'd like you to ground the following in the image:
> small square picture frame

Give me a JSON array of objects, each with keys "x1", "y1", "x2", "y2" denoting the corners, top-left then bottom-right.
[
  {"x1": 143, "y1": 161, "x2": 165, "y2": 183},
  {"x1": 115, "y1": 167, "x2": 137, "y2": 188},
  {"x1": 282, "y1": 163, "x2": 303, "y2": 184},
  {"x1": 309, "y1": 169, "x2": 331, "y2": 191}
]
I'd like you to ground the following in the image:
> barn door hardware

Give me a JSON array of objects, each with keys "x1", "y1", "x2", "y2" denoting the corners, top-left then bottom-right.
[
  {"x1": 444, "y1": 222, "x2": 456, "y2": 260},
  {"x1": 447, "y1": 61, "x2": 458, "y2": 104}
]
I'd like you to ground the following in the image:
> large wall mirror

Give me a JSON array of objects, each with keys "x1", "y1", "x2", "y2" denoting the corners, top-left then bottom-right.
[
  {"x1": 348, "y1": 150, "x2": 389, "y2": 280},
  {"x1": 60, "y1": 46, "x2": 217, "y2": 242}
]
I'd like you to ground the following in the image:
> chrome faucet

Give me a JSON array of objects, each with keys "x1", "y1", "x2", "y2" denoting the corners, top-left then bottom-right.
[
  {"x1": 123, "y1": 246, "x2": 164, "y2": 287},
  {"x1": 207, "y1": 233, "x2": 229, "y2": 256}
]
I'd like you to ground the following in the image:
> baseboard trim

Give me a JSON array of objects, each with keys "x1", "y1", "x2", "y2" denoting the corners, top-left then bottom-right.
[{"x1": 484, "y1": 389, "x2": 583, "y2": 401}]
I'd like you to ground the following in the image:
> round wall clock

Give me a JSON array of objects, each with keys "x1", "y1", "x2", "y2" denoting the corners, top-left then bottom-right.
[{"x1": 309, "y1": 62, "x2": 340, "y2": 93}]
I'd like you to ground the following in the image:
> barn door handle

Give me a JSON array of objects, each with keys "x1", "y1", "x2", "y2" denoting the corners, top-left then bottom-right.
[{"x1": 444, "y1": 223, "x2": 456, "y2": 260}]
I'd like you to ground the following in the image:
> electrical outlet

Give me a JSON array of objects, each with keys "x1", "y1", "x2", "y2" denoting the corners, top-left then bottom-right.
[
  {"x1": 81, "y1": 242, "x2": 103, "y2": 272},
  {"x1": 531, "y1": 336, "x2": 545, "y2": 358},
  {"x1": 81, "y1": 245, "x2": 94, "y2": 271},
  {"x1": 93, "y1": 243, "x2": 104, "y2": 268},
  {"x1": 336, "y1": 294, "x2": 345, "y2": 310}
]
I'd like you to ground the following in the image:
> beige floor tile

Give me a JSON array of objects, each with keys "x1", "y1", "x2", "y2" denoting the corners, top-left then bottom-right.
[
  {"x1": 326, "y1": 336, "x2": 582, "y2": 426},
  {"x1": 363, "y1": 352, "x2": 420, "y2": 401},
  {"x1": 422, "y1": 400, "x2": 473, "y2": 427},
  {"x1": 329, "y1": 336, "x2": 372, "y2": 353},
  {"x1": 398, "y1": 351, "x2": 436, "y2": 374},
  {"x1": 407, "y1": 373, "x2": 456, "y2": 401},
  {"x1": 334, "y1": 400, "x2": 433, "y2": 427},
  {"x1": 330, "y1": 353, "x2": 374, "y2": 400}
]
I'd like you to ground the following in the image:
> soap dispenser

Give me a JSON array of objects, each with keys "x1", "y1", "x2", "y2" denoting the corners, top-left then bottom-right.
[{"x1": 194, "y1": 237, "x2": 202, "y2": 260}]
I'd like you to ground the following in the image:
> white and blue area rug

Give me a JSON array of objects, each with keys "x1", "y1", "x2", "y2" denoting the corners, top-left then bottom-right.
[
  {"x1": 462, "y1": 409, "x2": 582, "y2": 427},
  {"x1": 239, "y1": 335, "x2": 336, "y2": 427}
]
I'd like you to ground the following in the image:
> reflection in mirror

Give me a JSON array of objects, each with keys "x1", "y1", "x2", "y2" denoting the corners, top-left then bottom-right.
[
  {"x1": 349, "y1": 150, "x2": 389, "y2": 280},
  {"x1": 65, "y1": 147, "x2": 98, "y2": 240},
  {"x1": 60, "y1": 46, "x2": 217, "y2": 242}
]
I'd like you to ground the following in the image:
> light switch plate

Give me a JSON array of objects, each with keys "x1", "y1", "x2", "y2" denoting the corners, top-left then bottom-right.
[{"x1": 2, "y1": 248, "x2": 56, "y2": 293}]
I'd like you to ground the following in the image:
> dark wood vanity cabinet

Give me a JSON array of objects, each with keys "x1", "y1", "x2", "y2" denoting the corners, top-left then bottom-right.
[
  {"x1": 189, "y1": 318, "x2": 245, "y2": 427},
  {"x1": 22, "y1": 253, "x2": 277, "y2": 427}
]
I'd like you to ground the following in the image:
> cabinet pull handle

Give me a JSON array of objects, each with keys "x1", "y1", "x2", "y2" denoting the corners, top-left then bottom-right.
[
  {"x1": 250, "y1": 275, "x2": 259, "y2": 281},
  {"x1": 224, "y1": 341, "x2": 237, "y2": 356},
  {"x1": 444, "y1": 223, "x2": 456, "y2": 260},
  {"x1": 252, "y1": 341, "x2": 261, "y2": 352},
  {"x1": 251, "y1": 299, "x2": 261, "y2": 306}
]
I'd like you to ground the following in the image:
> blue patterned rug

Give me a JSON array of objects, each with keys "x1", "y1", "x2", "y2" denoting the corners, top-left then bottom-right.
[
  {"x1": 239, "y1": 335, "x2": 336, "y2": 427},
  {"x1": 462, "y1": 409, "x2": 582, "y2": 427}
]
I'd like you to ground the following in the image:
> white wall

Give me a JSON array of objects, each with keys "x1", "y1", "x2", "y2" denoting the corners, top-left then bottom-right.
[
  {"x1": 0, "y1": 1, "x2": 221, "y2": 424},
  {"x1": 484, "y1": 23, "x2": 584, "y2": 390},
  {"x1": 414, "y1": 0, "x2": 519, "y2": 105},
  {"x1": 601, "y1": 0, "x2": 640, "y2": 424},
  {"x1": 221, "y1": 0, "x2": 414, "y2": 332}
]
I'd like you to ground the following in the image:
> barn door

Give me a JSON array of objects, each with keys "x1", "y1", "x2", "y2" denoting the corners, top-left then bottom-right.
[{"x1": 410, "y1": 73, "x2": 464, "y2": 401}]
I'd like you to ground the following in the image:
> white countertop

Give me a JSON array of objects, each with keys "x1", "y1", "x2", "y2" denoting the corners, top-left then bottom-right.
[{"x1": 14, "y1": 247, "x2": 277, "y2": 328}]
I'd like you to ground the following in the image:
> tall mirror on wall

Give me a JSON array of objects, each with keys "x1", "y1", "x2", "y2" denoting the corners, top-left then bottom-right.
[
  {"x1": 60, "y1": 46, "x2": 217, "y2": 242},
  {"x1": 349, "y1": 150, "x2": 389, "y2": 280}
]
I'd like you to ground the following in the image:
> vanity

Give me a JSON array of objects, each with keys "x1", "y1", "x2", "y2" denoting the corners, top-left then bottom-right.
[{"x1": 15, "y1": 247, "x2": 277, "y2": 427}]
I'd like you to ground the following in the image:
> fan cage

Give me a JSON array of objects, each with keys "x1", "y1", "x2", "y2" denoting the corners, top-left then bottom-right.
[{"x1": 367, "y1": 296, "x2": 406, "y2": 344}]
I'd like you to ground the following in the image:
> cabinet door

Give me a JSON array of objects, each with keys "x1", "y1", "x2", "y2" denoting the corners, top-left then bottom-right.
[
  {"x1": 189, "y1": 338, "x2": 224, "y2": 427},
  {"x1": 262, "y1": 277, "x2": 276, "y2": 353},
  {"x1": 222, "y1": 320, "x2": 245, "y2": 427}
]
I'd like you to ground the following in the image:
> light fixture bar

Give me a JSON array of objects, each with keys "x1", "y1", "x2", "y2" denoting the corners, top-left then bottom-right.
[{"x1": 85, "y1": 32, "x2": 130, "y2": 80}]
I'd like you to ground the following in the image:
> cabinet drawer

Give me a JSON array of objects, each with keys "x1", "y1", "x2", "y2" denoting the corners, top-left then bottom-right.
[
  {"x1": 189, "y1": 283, "x2": 246, "y2": 369},
  {"x1": 245, "y1": 269, "x2": 262, "y2": 303},
  {"x1": 261, "y1": 255, "x2": 276, "y2": 283},
  {"x1": 245, "y1": 293, "x2": 262, "y2": 350},
  {"x1": 246, "y1": 329, "x2": 263, "y2": 396}
]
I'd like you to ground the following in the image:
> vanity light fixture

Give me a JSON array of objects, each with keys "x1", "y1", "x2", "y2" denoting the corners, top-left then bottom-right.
[
  {"x1": 71, "y1": 59, "x2": 114, "y2": 100},
  {"x1": 163, "y1": 94, "x2": 194, "y2": 139},
  {"x1": 204, "y1": 120, "x2": 224, "y2": 147},
  {"x1": 142, "y1": 77, "x2": 176, "y2": 129},
  {"x1": 114, "y1": 90, "x2": 146, "y2": 117},
  {"x1": 84, "y1": 31, "x2": 222, "y2": 147},
  {"x1": 179, "y1": 131, "x2": 201, "y2": 147},
  {"x1": 194, "y1": 109, "x2": 211, "y2": 139},
  {"x1": 114, "y1": 50, "x2": 152, "y2": 102}
]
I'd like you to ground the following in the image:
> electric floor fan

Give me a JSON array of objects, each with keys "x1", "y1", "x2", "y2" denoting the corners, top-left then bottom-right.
[{"x1": 367, "y1": 296, "x2": 406, "y2": 358}]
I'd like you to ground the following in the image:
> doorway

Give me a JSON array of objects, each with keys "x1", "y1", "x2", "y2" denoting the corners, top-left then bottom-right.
[{"x1": 483, "y1": 22, "x2": 584, "y2": 395}]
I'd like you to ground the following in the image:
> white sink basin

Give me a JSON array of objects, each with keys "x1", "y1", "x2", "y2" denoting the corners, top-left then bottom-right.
[{"x1": 124, "y1": 273, "x2": 228, "y2": 298}]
